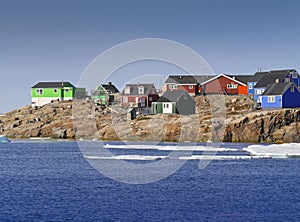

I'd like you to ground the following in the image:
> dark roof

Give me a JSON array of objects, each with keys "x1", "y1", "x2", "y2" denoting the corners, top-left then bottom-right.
[
  {"x1": 101, "y1": 84, "x2": 119, "y2": 94},
  {"x1": 122, "y1": 84, "x2": 156, "y2": 95},
  {"x1": 262, "y1": 82, "x2": 297, "y2": 95},
  {"x1": 228, "y1": 75, "x2": 253, "y2": 84},
  {"x1": 32, "y1": 82, "x2": 75, "y2": 88},
  {"x1": 248, "y1": 72, "x2": 269, "y2": 82},
  {"x1": 157, "y1": 90, "x2": 190, "y2": 102},
  {"x1": 165, "y1": 75, "x2": 215, "y2": 84},
  {"x1": 254, "y1": 70, "x2": 293, "y2": 88}
]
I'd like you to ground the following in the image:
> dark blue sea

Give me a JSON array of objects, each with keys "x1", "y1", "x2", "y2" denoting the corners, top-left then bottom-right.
[{"x1": 0, "y1": 141, "x2": 299, "y2": 221}]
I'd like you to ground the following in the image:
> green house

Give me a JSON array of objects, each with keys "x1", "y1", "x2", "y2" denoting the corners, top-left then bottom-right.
[
  {"x1": 92, "y1": 82, "x2": 119, "y2": 105},
  {"x1": 152, "y1": 90, "x2": 195, "y2": 115},
  {"x1": 31, "y1": 81, "x2": 86, "y2": 106}
]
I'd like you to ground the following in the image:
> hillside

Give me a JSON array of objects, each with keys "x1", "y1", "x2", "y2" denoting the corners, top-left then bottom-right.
[{"x1": 1, "y1": 95, "x2": 300, "y2": 143}]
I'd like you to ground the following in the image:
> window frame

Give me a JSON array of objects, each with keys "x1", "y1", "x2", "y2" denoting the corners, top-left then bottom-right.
[
  {"x1": 36, "y1": 88, "x2": 43, "y2": 95},
  {"x1": 267, "y1": 96, "x2": 276, "y2": 103}
]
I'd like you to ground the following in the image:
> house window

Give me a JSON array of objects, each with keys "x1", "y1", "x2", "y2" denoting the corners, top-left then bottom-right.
[
  {"x1": 285, "y1": 78, "x2": 290, "y2": 83},
  {"x1": 53, "y1": 88, "x2": 58, "y2": 94},
  {"x1": 189, "y1": 85, "x2": 193, "y2": 89},
  {"x1": 138, "y1": 86, "x2": 144, "y2": 95},
  {"x1": 183, "y1": 94, "x2": 188, "y2": 100},
  {"x1": 292, "y1": 73, "x2": 298, "y2": 78},
  {"x1": 249, "y1": 84, "x2": 253, "y2": 89},
  {"x1": 170, "y1": 84, "x2": 177, "y2": 90},
  {"x1": 65, "y1": 89, "x2": 69, "y2": 93},
  {"x1": 125, "y1": 86, "x2": 130, "y2": 94},
  {"x1": 227, "y1": 84, "x2": 238, "y2": 89},
  {"x1": 268, "y1": 96, "x2": 275, "y2": 103},
  {"x1": 163, "y1": 104, "x2": 169, "y2": 108},
  {"x1": 36, "y1": 88, "x2": 43, "y2": 95},
  {"x1": 123, "y1": 96, "x2": 128, "y2": 103},
  {"x1": 149, "y1": 97, "x2": 153, "y2": 102},
  {"x1": 291, "y1": 85, "x2": 295, "y2": 92}
]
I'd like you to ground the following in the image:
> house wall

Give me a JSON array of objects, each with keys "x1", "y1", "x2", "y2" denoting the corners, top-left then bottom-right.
[
  {"x1": 32, "y1": 88, "x2": 62, "y2": 98},
  {"x1": 261, "y1": 95, "x2": 282, "y2": 109},
  {"x1": 62, "y1": 87, "x2": 74, "y2": 99},
  {"x1": 151, "y1": 102, "x2": 176, "y2": 114},
  {"x1": 253, "y1": 87, "x2": 266, "y2": 102},
  {"x1": 247, "y1": 82, "x2": 256, "y2": 95},
  {"x1": 238, "y1": 85, "x2": 248, "y2": 95},
  {"x1": 32, "y1": 97, "x2": 60, "y2": 107},
  {"x1": 203, "y1": 76, "x2": 245, "y2": 95},
  {"x1": 282, "y1": 87, "x2": 300, "y2": 108},
  {"x1": 176, "y1": 95, "x2": 195, "y2": 115},
  {"x1": 166, "y1": 84, "x2": 197, "y2": 96}
]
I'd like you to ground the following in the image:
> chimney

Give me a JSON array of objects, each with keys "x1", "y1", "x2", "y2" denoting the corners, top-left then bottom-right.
[{"x1": 108, "y1": 82, "x2": 112, "y2": 86}]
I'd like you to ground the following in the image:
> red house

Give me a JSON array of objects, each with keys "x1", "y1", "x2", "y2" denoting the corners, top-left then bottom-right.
[
  {"x1": 164, "y1": 75, "x2": 216, "y2": 96},
  {"x1": 201, "y1": 74, "x2": 250, "y2": 95},
  {"x1": 121, "y1": 84, "x2": 159, "y2": 107}
]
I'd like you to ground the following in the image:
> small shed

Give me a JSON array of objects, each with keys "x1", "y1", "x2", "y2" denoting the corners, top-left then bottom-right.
[{"x1": 127, "y1": 108, "x2": 137, "y2": 121}]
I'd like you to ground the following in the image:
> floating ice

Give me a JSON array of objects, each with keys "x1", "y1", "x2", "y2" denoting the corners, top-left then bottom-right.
[
  {"x1": 244, "y1": 143, "x2": 300, "y2": 158},
  {"x1": 103, "y1": 144, "x2": 237, "y2": 152}
]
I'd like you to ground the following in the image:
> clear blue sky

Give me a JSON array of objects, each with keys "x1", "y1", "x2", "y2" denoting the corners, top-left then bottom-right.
[{"x1": 1, "y1": 0, "x2": 300, "y2": 112}]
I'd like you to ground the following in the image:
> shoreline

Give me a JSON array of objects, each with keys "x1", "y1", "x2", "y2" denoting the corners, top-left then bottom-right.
[{"x1": 1, "y1": 97, "x2": 300, "y2": 144}]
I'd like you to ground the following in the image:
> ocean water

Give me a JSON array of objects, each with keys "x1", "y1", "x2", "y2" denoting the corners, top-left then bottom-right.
[{"x1": 0, "y1": 141, "x2": 299, "y2": 221}]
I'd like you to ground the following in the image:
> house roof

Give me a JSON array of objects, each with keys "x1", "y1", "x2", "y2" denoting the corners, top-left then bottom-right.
[
  {"x1": 249, "y1": 72, "x2": 269, "y2": 82},
  {"x1": 165, "y1": 75, "x2": 216, "y2": 84},
  {"x1": 227, "y1": 75, "x2": 253, "y2": 84},
  {"x1": 201, "y1": 74, "x2": 247, "y2": 86},
  {"x1": 101, "y1": 84, "x2": 119, "y2": 94},
  {"x1": 157, "y1": 90, "x2": 190, "y2": 102},
  {"x1": 32, "y1": 82, "x2": 75, "y2": 88},
  {"x1": 122, "y1": 84, "x2": 156, "y2": 95},
  {"x1": 262, "y1": 82, "x2": 297, "y2": 95},
  {"x1": 254, "y1": 69, "x2": 294, "y2": 88}
]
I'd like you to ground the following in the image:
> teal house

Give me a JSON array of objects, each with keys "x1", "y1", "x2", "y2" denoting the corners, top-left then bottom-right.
[
  {"x1": 91, "y1": 82, "x2": 119, "y2": 105},
  {"x1": 151, "y1": 90, "x2": 195, "y2": 115},
  {"x1": 31, "y1": 81, "x2": 86, "y2": 106}
]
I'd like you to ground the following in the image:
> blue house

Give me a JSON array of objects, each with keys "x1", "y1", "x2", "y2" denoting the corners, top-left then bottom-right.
[
  {"x1": 253, "y1": 69, "x2": 300, "y2": 102},
  {"x1": 247, "y1": 71, "x2": 268, "y2": 95},
  {"x1": 260, "y1": 82, "x2": 300, "y2": 109}
]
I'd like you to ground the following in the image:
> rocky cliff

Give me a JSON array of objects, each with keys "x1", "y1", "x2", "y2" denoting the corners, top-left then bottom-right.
[{"x1": 1, "y1": 96, "x2": 300, "y2": 143}]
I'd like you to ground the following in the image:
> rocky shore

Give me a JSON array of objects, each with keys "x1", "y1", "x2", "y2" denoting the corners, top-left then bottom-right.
[{"x1": 1, "y1": 95, "x2": 300, "y2": 143}]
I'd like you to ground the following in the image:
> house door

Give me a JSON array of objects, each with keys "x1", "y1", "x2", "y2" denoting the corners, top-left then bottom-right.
[
  {"x1": 163, "y1": 103, "x2": 172, "y2": 113},
  {"x1": 37, "y1": 98, "x2": 43, "y2": 106}
]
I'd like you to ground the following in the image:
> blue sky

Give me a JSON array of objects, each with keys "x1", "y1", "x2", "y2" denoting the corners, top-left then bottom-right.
[{"x1": 1, "y1": 0, "x2": 300, "y2": 112}]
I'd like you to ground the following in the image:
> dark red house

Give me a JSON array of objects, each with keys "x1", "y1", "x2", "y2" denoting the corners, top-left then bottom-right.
[
  {"x1": 201, "y1": 74, "x2": 249, "y2": 95},
  {"x1": 164, "y1": 75, "x2": 216, "y2": 96},
  {"x1": 121, "y1": 84, "x2": 159, "y2": 107}
]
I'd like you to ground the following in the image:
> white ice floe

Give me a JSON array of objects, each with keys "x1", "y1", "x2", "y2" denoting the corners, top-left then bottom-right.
[
  {"x1": 85, "y1": 155, "x2": 270, "y2": 161},
  {"x1": 244, "y1": 143, "x2": 300, "y2": 158},
  {"x1": 84, "y1": 155, "x2": 169, "y2": 161},
  {"x1": 179, "y1": 155, "x2": 271, "y2": 160},
  {"x1": 103, "y1": 144, "x2": 237, "y2": 152}
]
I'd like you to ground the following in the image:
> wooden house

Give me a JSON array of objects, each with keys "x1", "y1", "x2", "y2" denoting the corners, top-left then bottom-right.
[
  {"x1": 260, "y1": 82, "x2": 300, "y2": 109},
  {"x1": 247, "y1": 72, "x2": 268, "y2": 95},
  {"x1": 151, "y1": 90, "x2": 195, "y2": 115},
  {"x1": 201, "y1": 74, "x2": 249, "y2": 95},
  {"x1": 121, "y1": 84, "x2": 159, "y2": 107},
  {"x1": 253, "y1": 69, "x2": 300, "y2": 102},
  {"x1": 164, "y1": 75, "x2": 215, "y2": 96},
  {"x1": 31, "y1": 81, "x2": 86, "y2": 107},
  {"x1": 92, "y1": 82, "x2": 119, "y2": 105}
]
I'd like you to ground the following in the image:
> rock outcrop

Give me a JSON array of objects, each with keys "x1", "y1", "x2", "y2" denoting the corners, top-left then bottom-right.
[{"x1": 1, "y1": 95, "x2": 300, "y2": 143}]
